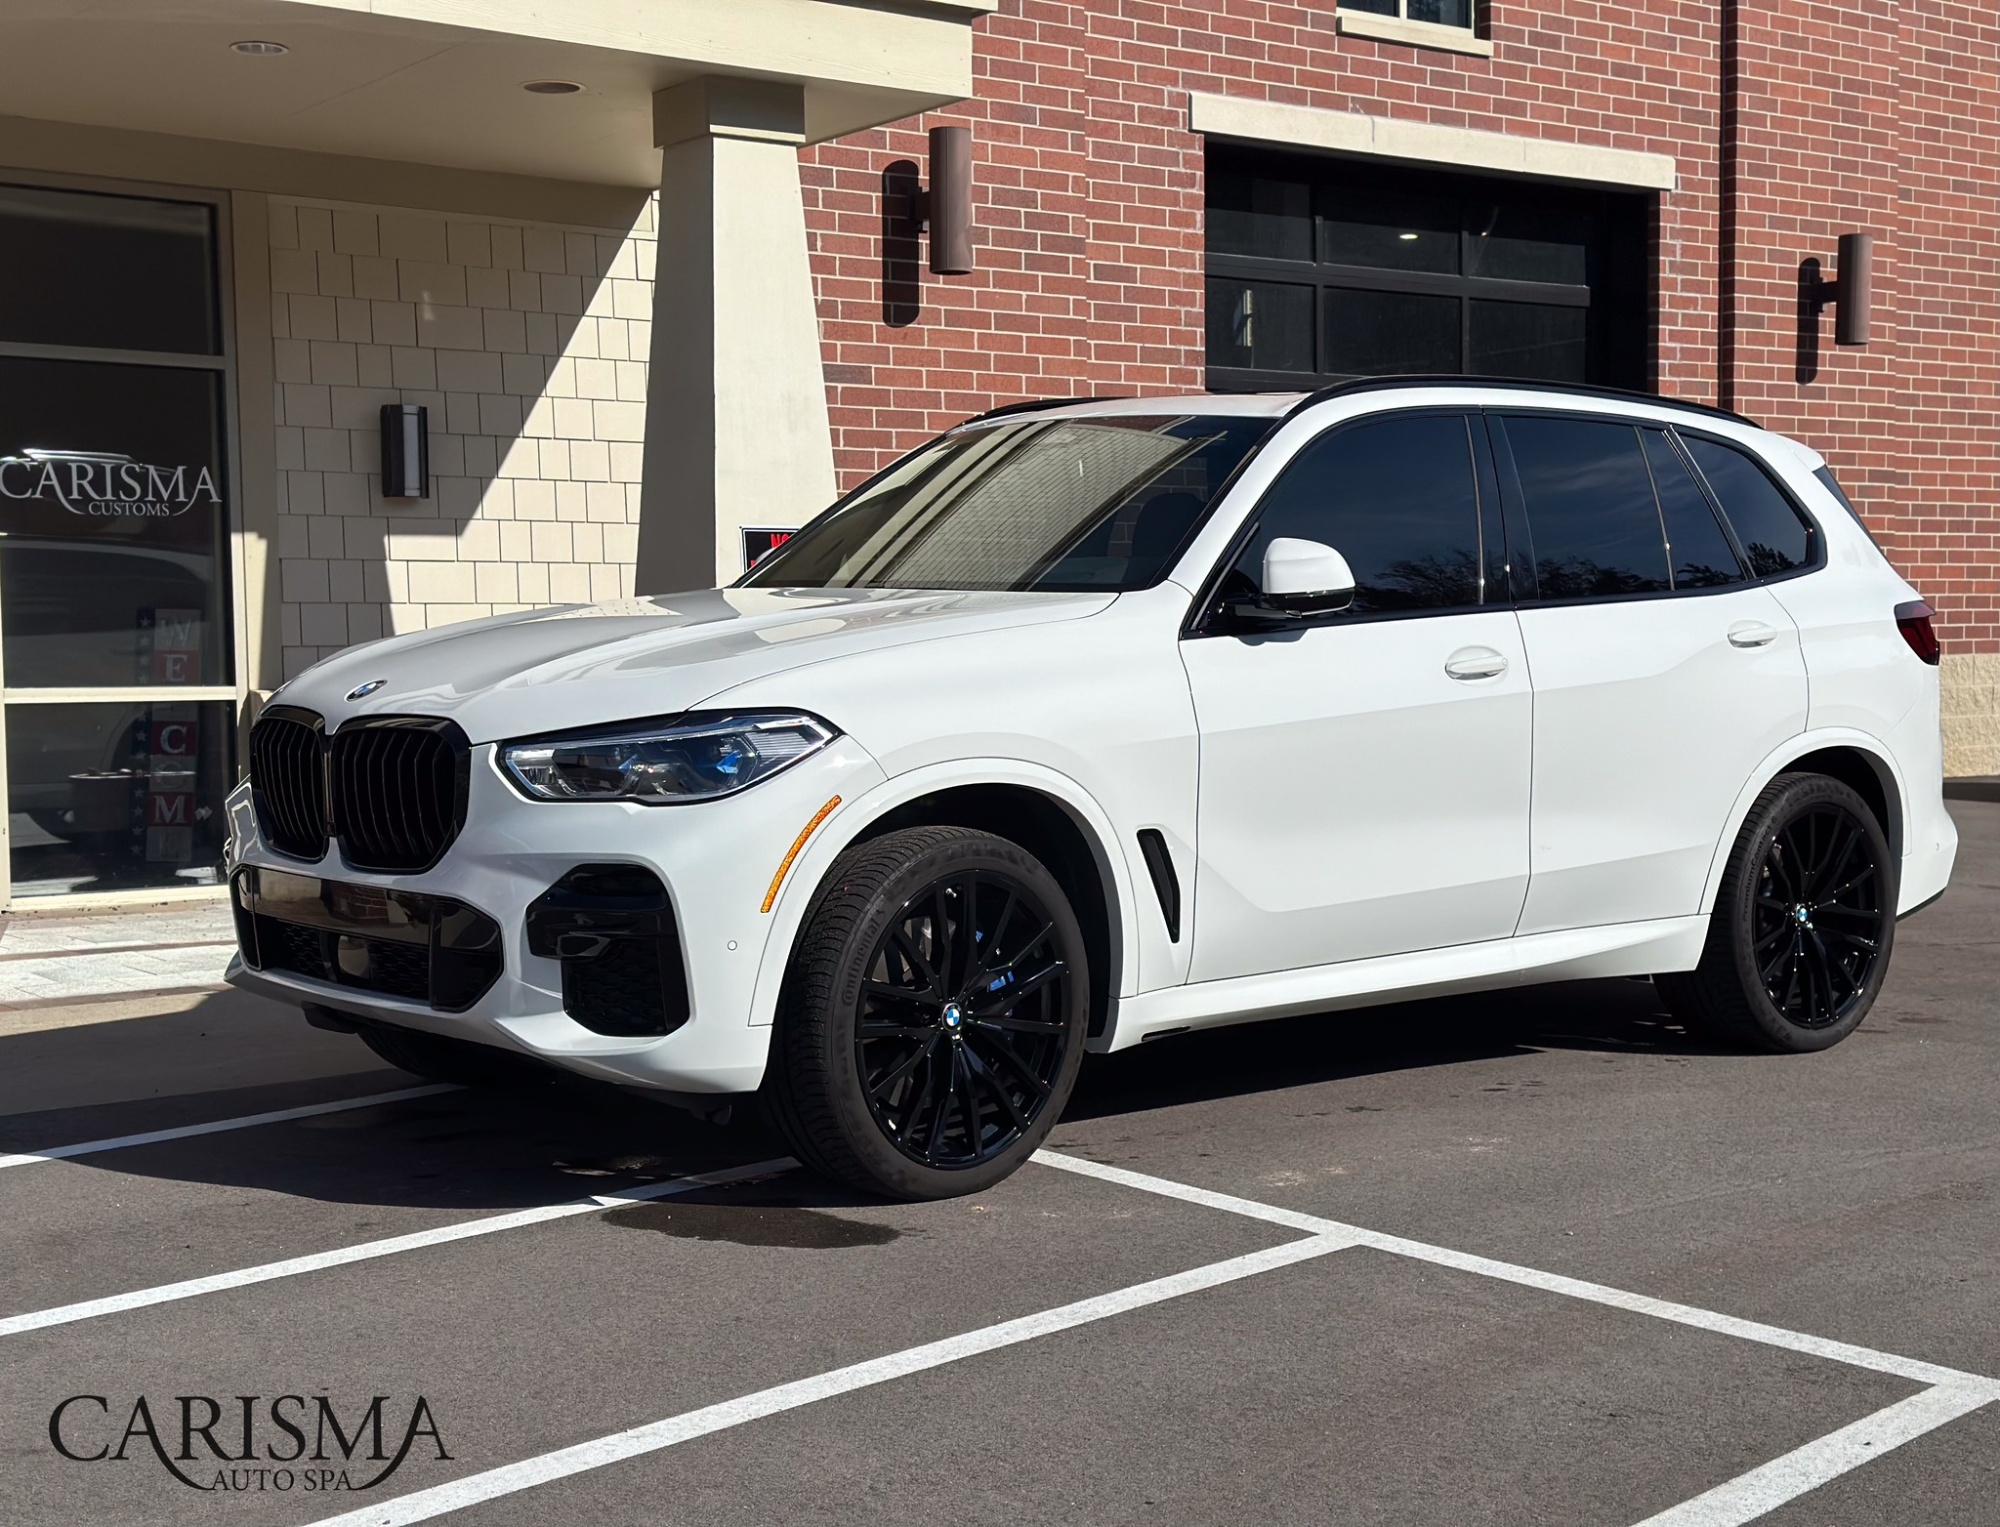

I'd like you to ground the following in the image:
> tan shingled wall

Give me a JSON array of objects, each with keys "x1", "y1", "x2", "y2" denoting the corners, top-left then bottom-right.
[{"x1": 264, "y1": 196, "x2": 657, "y2": 680}]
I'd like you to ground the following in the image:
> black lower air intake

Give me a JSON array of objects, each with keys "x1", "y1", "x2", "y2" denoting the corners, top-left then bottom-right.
[{"x1": 525, "y1": 864, "x2": 690, "y2": 1038}]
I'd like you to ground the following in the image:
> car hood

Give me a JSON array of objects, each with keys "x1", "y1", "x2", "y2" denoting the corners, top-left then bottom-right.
[{"x1": 273, "y1": 586, "x2": 1118, "y2": 743}]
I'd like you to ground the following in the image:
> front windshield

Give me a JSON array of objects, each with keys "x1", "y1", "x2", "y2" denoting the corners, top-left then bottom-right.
[{"x1": 740, "y1": 413, "x2": 1270, "y2": 592}]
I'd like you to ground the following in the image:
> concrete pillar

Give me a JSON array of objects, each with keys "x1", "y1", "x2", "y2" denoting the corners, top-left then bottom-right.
[{"x1": 635, "y1": 77, "x2": 836, "y2": 594}]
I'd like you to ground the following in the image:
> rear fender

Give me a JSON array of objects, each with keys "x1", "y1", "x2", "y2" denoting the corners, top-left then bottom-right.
[{"x1": 1695, "y1": 729, "x2": 1909, "y2": 917}]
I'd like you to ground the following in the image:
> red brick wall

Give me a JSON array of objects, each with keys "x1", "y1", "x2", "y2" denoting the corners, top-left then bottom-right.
[
  {"x1": 1892, "y1": 2, "x2": 1999, "y2": 652},
  {"x1": 801, "y1": 0, "x2": 1996, "y2": 655},
  {"x1": 1719, "y1": 0, "x2": 2000, "y2": 652},
  {"x1": 803, "y1": 0, "x2": 1722, "y2": 481}
]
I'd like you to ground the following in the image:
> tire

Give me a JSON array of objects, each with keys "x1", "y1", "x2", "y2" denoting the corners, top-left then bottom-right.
[
  {"x1": 1657, "y1": 772, "x2": 1896, "y2": 1052},
  {"x1": 763, "y1": 826, "x2": 1090, "y2": 1200},
  {"x1": 357, "y1": 1022, "x2": 543, "y2": 1087}
]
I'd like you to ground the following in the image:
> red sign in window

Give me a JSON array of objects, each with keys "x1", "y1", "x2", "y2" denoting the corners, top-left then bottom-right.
[{"x1": 742, "y1": 527, "x2": 795, "y2": 568}]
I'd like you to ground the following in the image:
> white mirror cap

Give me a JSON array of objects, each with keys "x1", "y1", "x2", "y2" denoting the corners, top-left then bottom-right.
[{"x1": 1263, "y1": 537, "x2": 1356, "y2": 598}]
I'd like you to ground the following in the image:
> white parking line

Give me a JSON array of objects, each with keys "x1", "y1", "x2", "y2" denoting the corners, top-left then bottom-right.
[
  {"x1": 296, "y1": 1231, "x2": 1359, "y2": 1527},
  {"x1": 1034, "y1": 1150, "x2": 2000, "y2": 1392},
  {"x1": 0, "y1": 1085, "x2": 459, "y2": 1172},
  {"x1": 1628, "y1": 1383, "x2": 1998, "y2": 1526},
  {"x1": 19, "y1": 1125, "x2": 1997, "y2": 1525},
  {"x1": 0, "y1": 1158, "x2": 794, "y2": 1339}
]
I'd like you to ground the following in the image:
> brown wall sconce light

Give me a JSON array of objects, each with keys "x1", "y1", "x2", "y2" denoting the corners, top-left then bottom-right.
[
  {"x1": 918, "y1": 125, "x2": 975, "y2": 276},
  {"x1": 881, "y1": 126, "x2": 974, "y2": 326},
  {"x1": 1807, "y1": 231, "x2": 1874, "y2": 347}
]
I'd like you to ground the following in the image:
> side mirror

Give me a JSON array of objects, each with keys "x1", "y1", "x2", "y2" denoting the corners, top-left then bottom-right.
[{"x1": 1260, "y1": 537, "x2": 1356, "y2": 614}]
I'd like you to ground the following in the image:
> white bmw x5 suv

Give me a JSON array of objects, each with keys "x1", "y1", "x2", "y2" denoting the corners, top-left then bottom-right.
[{"x1": 227, "y1": 379, "x2": 1956, "y2": 1200}]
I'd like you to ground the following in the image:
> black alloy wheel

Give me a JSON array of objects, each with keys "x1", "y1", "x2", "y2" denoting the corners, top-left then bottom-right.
[
  {"x1": 1750, "y1": 800, "x2": 1888, "y2": 1028},
  {"x1": 856, "y1": 869, "x2": 1071, "y2": 1169},
  {"x1": 1657, "y1": 773, "x2": 1896, "y2": 1052},
  {"x1": 763, "y1": 826, "x2": 1089, "y2": 1200}
]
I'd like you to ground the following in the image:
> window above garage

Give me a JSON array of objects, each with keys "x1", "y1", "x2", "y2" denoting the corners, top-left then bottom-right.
[{"x1": 1337, "y1": 0, "x2": 1493, "y2": 57}]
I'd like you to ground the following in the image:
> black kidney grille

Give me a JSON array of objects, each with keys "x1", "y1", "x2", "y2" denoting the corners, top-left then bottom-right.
[
  {"x1": 249, "y1": 708, "x2": 329, "y2": 861},
  {"x1": 330, "y1": 719, "x2": 467, "y2": 873}
]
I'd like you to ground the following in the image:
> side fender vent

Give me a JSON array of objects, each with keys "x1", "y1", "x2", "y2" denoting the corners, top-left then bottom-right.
[{"x1": 1136, "y1": 829, "x2": 1181, "y2": 943}]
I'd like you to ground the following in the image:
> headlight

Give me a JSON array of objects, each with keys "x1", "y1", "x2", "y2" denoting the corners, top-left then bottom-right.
[{"x1": 500, "y1": 711, "x2": 837, "y2": 804}]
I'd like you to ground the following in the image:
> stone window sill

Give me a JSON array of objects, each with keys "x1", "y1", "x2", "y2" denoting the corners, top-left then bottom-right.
[{"x1": 1336, "y1": 10, "x2": 1496, "y2": 57}]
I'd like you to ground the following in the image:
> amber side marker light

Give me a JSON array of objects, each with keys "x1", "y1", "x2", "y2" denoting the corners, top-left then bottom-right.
[
  {"x1": 762, "y1": 796, "x2": 842, "y2": 913},
  {"x1": 1895, "y1": 600, "x2": 1942, "y2": 665}
]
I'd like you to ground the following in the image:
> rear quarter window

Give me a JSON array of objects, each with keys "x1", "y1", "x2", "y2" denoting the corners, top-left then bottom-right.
[
  {"x1": 1811, "y1": 465, "x2": 1886, "y2": 551},
  {"x1": 1678, "y1": 433, "x2": 1818, "y2": 578}
]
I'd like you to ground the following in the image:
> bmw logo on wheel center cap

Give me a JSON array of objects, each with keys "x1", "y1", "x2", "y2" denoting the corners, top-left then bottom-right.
[
  {"x1": 941, "y1": 1002, "x2": 963, "y2": 1031},
  {"x1": 347, "y1": 679, "x2": 388, "y2": 700}
]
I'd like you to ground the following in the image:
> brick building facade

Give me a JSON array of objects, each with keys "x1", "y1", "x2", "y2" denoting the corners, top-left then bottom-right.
[{"x1": 800, "y1": 0, "x2": 2000, "y2": 773}]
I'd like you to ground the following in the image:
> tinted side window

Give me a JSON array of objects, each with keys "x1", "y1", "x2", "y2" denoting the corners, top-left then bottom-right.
[
  {"x1": 1226, "y1": 413, "x2": 1484, "y2": 615},
  {"x1": 1640, "y1": 429, "x2": 1744, "y2": 589},
  {"x1": 1680, "y1": 434, "x2": 1817, "y2": 577},
  {"x1": 1503, "y1": 416, "x2": 1670, "y2": 599}
]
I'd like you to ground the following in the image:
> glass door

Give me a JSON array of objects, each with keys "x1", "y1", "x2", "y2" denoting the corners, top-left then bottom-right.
[{"x1": 0, "y1": 181, "x2": 238, "y2": 903}]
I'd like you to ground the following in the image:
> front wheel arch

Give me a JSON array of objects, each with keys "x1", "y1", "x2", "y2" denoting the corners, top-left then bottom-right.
[{"x1": 823, "y1": 783, "x2": 1118, "y2": 1041}]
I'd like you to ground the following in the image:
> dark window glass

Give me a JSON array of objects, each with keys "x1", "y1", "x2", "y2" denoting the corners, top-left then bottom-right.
[
  {"x1": 1208, "y1": 173, "x2": 1313, "y2": 261},
  {"x1": 0, "y1": 357, "x2": 231, "y2": 686},
  {"x1": 1408, "y1": 0, "x2": 1473, "y2": 23},
  {"x1": 1641, "y1": 430, "x2": 1743, "y2": 589},
  {"x1": 1204, "y1": 148, "x2": 1647, "y2": 391},
  {"x1": 1681, "y1": 435, "x2": 1817, "y2": 577},
  {"x1": 1469, "y1": 301, "x2": 1587, "y2": 381},
  {"x1": 1467, "y1": 204, "x2": 1591, "y2": 283},
  {"x1": 743, "y1": 415, "x2": 1268, "y2": 593},
  {"x1": 1343, "y1": 0, "x2": 1397, "y2": 12},
  {"x1": 1812, "y1": 464, "x2": 1884, "y2": 549},
  {"x1": 1324, "y1": 288, "x2": 1459, "y2": 376},
  {"x1": 1321, "y1": 192, "x2": 1459, "y2": 274},
  {"x1": 1207, "y1": 278, "x2": 1315, "y2": 372},
  {"x1": 0, "y1": 184, "x2": 219, "y2": 355},
  {"x1": 1225, "y1": 413, "x2": 1484, "y2": 615},
  {"x1": 6, "y1": 699, "x2": 232, "y2": 897},
  {"x1": 1505, "y1": 417, "x2": 1670, "y2": 599}
]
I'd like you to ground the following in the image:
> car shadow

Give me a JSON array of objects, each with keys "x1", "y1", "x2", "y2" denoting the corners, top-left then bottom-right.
[
  {"x1": 4, "y1": 977, "x2": 1737, "y2": 1216},
  {"x1": 1063, "y1": 975, "x2": 1736, "y2": 1122}
]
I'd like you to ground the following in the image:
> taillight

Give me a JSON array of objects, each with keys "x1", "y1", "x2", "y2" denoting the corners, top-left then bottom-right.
[{"x1": 1894, "y1": 600, "x2": 1941, "y2": 665}]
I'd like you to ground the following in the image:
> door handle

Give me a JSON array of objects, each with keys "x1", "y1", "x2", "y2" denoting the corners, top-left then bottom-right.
[
  {"x1": 1444, "y1": 646, "x2": 1509, "y2": 681},
  {"x1": 1727, "y1": 621, "x2": 1779, "y2": 648}
]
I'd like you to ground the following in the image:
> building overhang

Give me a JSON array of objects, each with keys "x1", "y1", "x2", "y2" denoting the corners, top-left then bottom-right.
[{"x1": 0, "y1": 0, "x2": 985, "y2": 187}]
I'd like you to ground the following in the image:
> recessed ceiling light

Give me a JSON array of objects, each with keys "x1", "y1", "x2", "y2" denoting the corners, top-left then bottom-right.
[
  {"x1": 522, "y1": 79, "x2": 583, "y2": 95},
  {"x1": 1398, "y1": 232, "x2": 1420, "y2": 241},
  {"x1": 230, "y1": 40, "x2": 289, "y2": 56}
]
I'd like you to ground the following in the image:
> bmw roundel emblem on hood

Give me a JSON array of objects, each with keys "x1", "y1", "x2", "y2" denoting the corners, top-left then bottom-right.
[{"x1": 346, "y1": 679, "x2": 388, "y2": 700}]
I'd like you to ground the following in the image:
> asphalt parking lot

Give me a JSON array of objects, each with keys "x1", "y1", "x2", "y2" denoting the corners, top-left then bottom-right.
[{"x1": 2, "y1": 801, "x2": 1995, "y2": 1527}]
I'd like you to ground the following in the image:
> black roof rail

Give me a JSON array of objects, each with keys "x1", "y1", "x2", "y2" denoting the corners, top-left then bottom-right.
[
  {"x1": 954, "y1": 395, "x2": 1129, "y2": 428},
  {"x1": 1278, "y1": 375, "x2": 1759, "y2": 428}
]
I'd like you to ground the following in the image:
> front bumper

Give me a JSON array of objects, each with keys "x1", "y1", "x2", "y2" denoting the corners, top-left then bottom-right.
[{"x1": 226, "y1": 734, "x2": 886, "y2": 1094}]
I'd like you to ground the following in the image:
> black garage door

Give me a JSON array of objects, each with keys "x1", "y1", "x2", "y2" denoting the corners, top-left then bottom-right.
[{"x1": 1204, "y1": 145, "x2": 1652, "y2": 393}]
